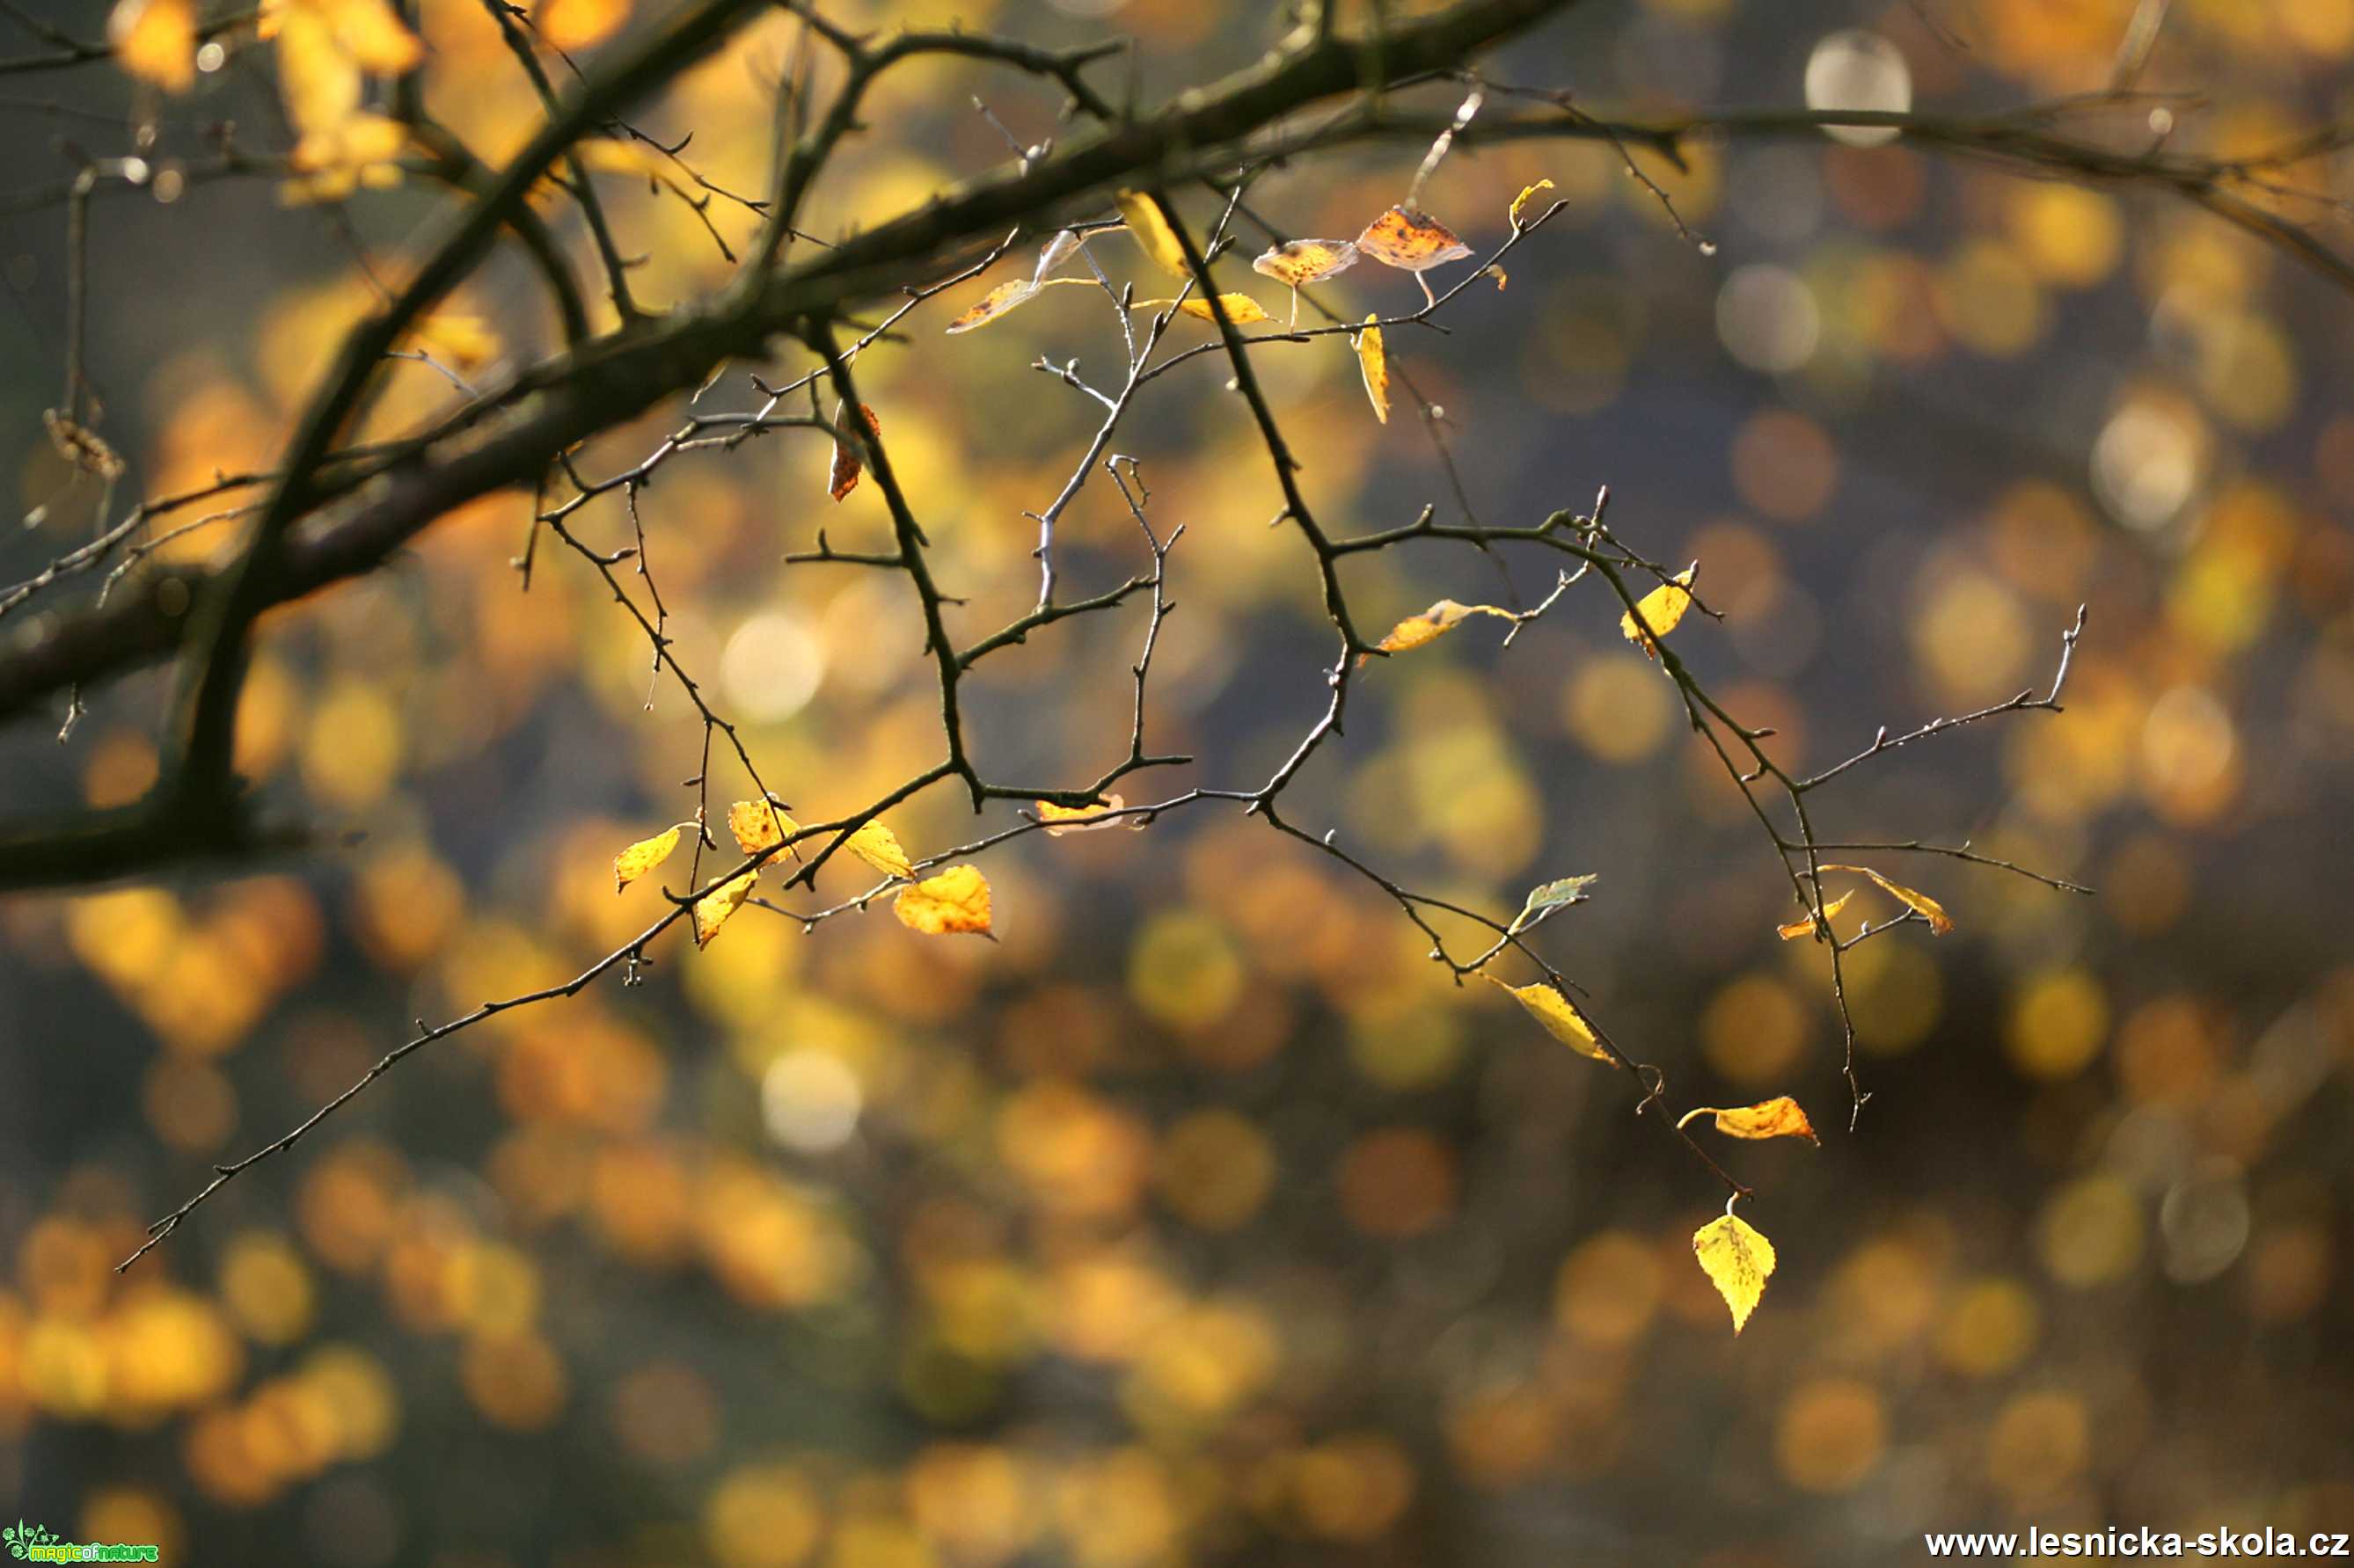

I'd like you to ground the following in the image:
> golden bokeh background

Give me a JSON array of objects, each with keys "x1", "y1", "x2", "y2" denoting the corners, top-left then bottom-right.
[{"x1": 3, "y1": 0, "x2": 2352, "y2": 1562}]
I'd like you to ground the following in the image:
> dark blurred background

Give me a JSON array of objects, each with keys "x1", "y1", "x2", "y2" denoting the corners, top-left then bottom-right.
[{"x1": 4, "y1": 0, "x2": 2352, "y2": 1562}]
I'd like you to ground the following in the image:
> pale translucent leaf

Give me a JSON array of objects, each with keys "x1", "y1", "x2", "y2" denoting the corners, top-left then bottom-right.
[{"x1": 1356, "y1": 205, "x2": 1473, "y2": 273}]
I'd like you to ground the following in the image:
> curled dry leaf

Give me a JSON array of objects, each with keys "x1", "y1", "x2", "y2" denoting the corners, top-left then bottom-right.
[
  {"x1": 1251, "y1": 239, "x2": 1359, "y2": 288},
  {"x1": 110, "y1": 0, "x2": 196, "y2": 91},
  {"x1": 1486, "y1": 974, "x2": 1611, "y2": 1062},
  {"x1": 828, "y1": 403, "x2": 881, "y2": 503},
  {"x1": 611, "y1": 826, "x2": 681, "y2": 893},
  {"x1": 727, "y1": 799, "x2": 799, "y2": 856},
  {"x1": 43, "y1": 411, "x2": 125, "y2": 479},
  {"x1": 1115, "y1": 189, "x2": 1191, "y2": 278},
  {"x1": 1355, "y1": 314, "x2": 1389, "y2": 424},
  {"x1": 1678, "y1": 1096, "x2": 1821, "y2": 1145},
  {"x1": 893, "y1": 864, "x2": 994, "y2": 937},
  {"x1": 1619, "y1": 564, "x2": 1698, "y2": 656},
  {"x1": 1819, "y1": 864, "x2": 1956, "y2": 935},
  {"x1": 1131, "y1": 295, "x2": 1271, "y2": 325},
  {"x1": 536, "y1": 0, "x2": 632, "y2": 52},
  {"x1": 1508, "y1": 178, "x2": 1555, "y2": 228},
  {"x1": 1776, "y1": 887, "x2": 1856, "y2": 940},
  {"x1": 693, "y1": 870, "x2": 757, "y2": 946},
  {"x1": 1036, "y1": 796, "x2": 1144, "y2": 835},
  {"x1": 1693, "y1": 1212, "x2": 1777, "y2": 1334},
  {"x1": 1356, "y1": 206, "x2": 1473, "y2": 273},
  {"x1": 846, "y1": 820, "x2": 914, "y2": 881},
  {"x1": 1362, "y1": 598, "x2": 1514, "y2": 664}
]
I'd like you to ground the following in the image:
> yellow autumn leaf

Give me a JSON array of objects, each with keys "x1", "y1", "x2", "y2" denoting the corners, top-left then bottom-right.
[
  {"x1": 1776, "y1": 888, "x2": 1856, "y2": 940},
  {"x1": 611, "y1": 826, "x2": 680, "y2": 893},
  {"x1": 1619, "y1": 564, "x2": 1697, "y2": 656},
  {"x1": 282, "y1": 108, "x2": 408, "y2": 203},
  {"x1": 536, "y1": 0, "x2": 630, "y2": 51},
  {"x1": 1483, "y1": 264, "x2": 1508, "y2": 290},
  {"x1": 1363, "y1": 598, "x2": 1513, "y2": 664},
  {"x1": 110, "y1": 0, "x2": 196, "y2": 92},
  {"x1": 1355, "y1": 314, "x2": 1389, "y2": 424},
  {"x1": 1131, "y1": 295, "x2": 1270, "y2": 325},
  {"x1": 1486, "y1": 974, "x2": 1610, "y2": 1062},
  {"x1": 1819, "y1": 864, "x2": 1956, "y2": 935},
  {"x1": 893, "y1": 864, "x2": 994, "y2": 937},
  {"x1": 727, "y1": 799, "x2": 800, "y2": 856},
  {"x1": 845, "y1": 820, "x2": 913, "y2": 880},
  {"x1": 1250, "y1": 238, "x2": 1359, "y2": 288},
  {"x1": 572, "y1": 137, "x2": 672, "y2": 179},
  {"x1": 318, "y1": 0, "x2": 422, "y2": 72},
  {"x1": 1115, "y1": 189, "x2": 1191, "y2": 278},
  {"x1": 274, "y1": 5, "x2": 363, "y2": 138},
  {"x1": 1036, "y1": 796, "x2": 1144, "y2": 835},
  {"x1": 1356, "y1": 205, "x2": 1473, "y2": 273},
  {"x1": 1508, "y1": 178, "x2": 1555, "y2": 228},
  {"x1": 693, "y1": 870, "x2": 757, "y2": 946},
  {"x1": 1693, "y1": 1212, "x2": 1777, "y2": 1334},
  {"x1": 1678, "y1": 1097, "x2": 1821, "y2": 1145},
  {"x1": 266, "y1": 0, "x2": 421, "y2": 137},
  {"x1": 409, "y1": 312, "x2": 500, "y2": 371}
]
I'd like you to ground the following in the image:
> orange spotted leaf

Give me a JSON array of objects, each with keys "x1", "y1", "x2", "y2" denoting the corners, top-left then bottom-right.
[
  {"x1": 1251, "y1": 238, "x2": 1359, "y2": 288},
  {"x1": 727, "y1": 799, "x2": 800, "y2": 856},
  {"x1": 828, "y1": 404, "x2": 881, "y2": 502},
  {"x1": 1356, "y1": 206, "x2": 1473, "y2": 273}
]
